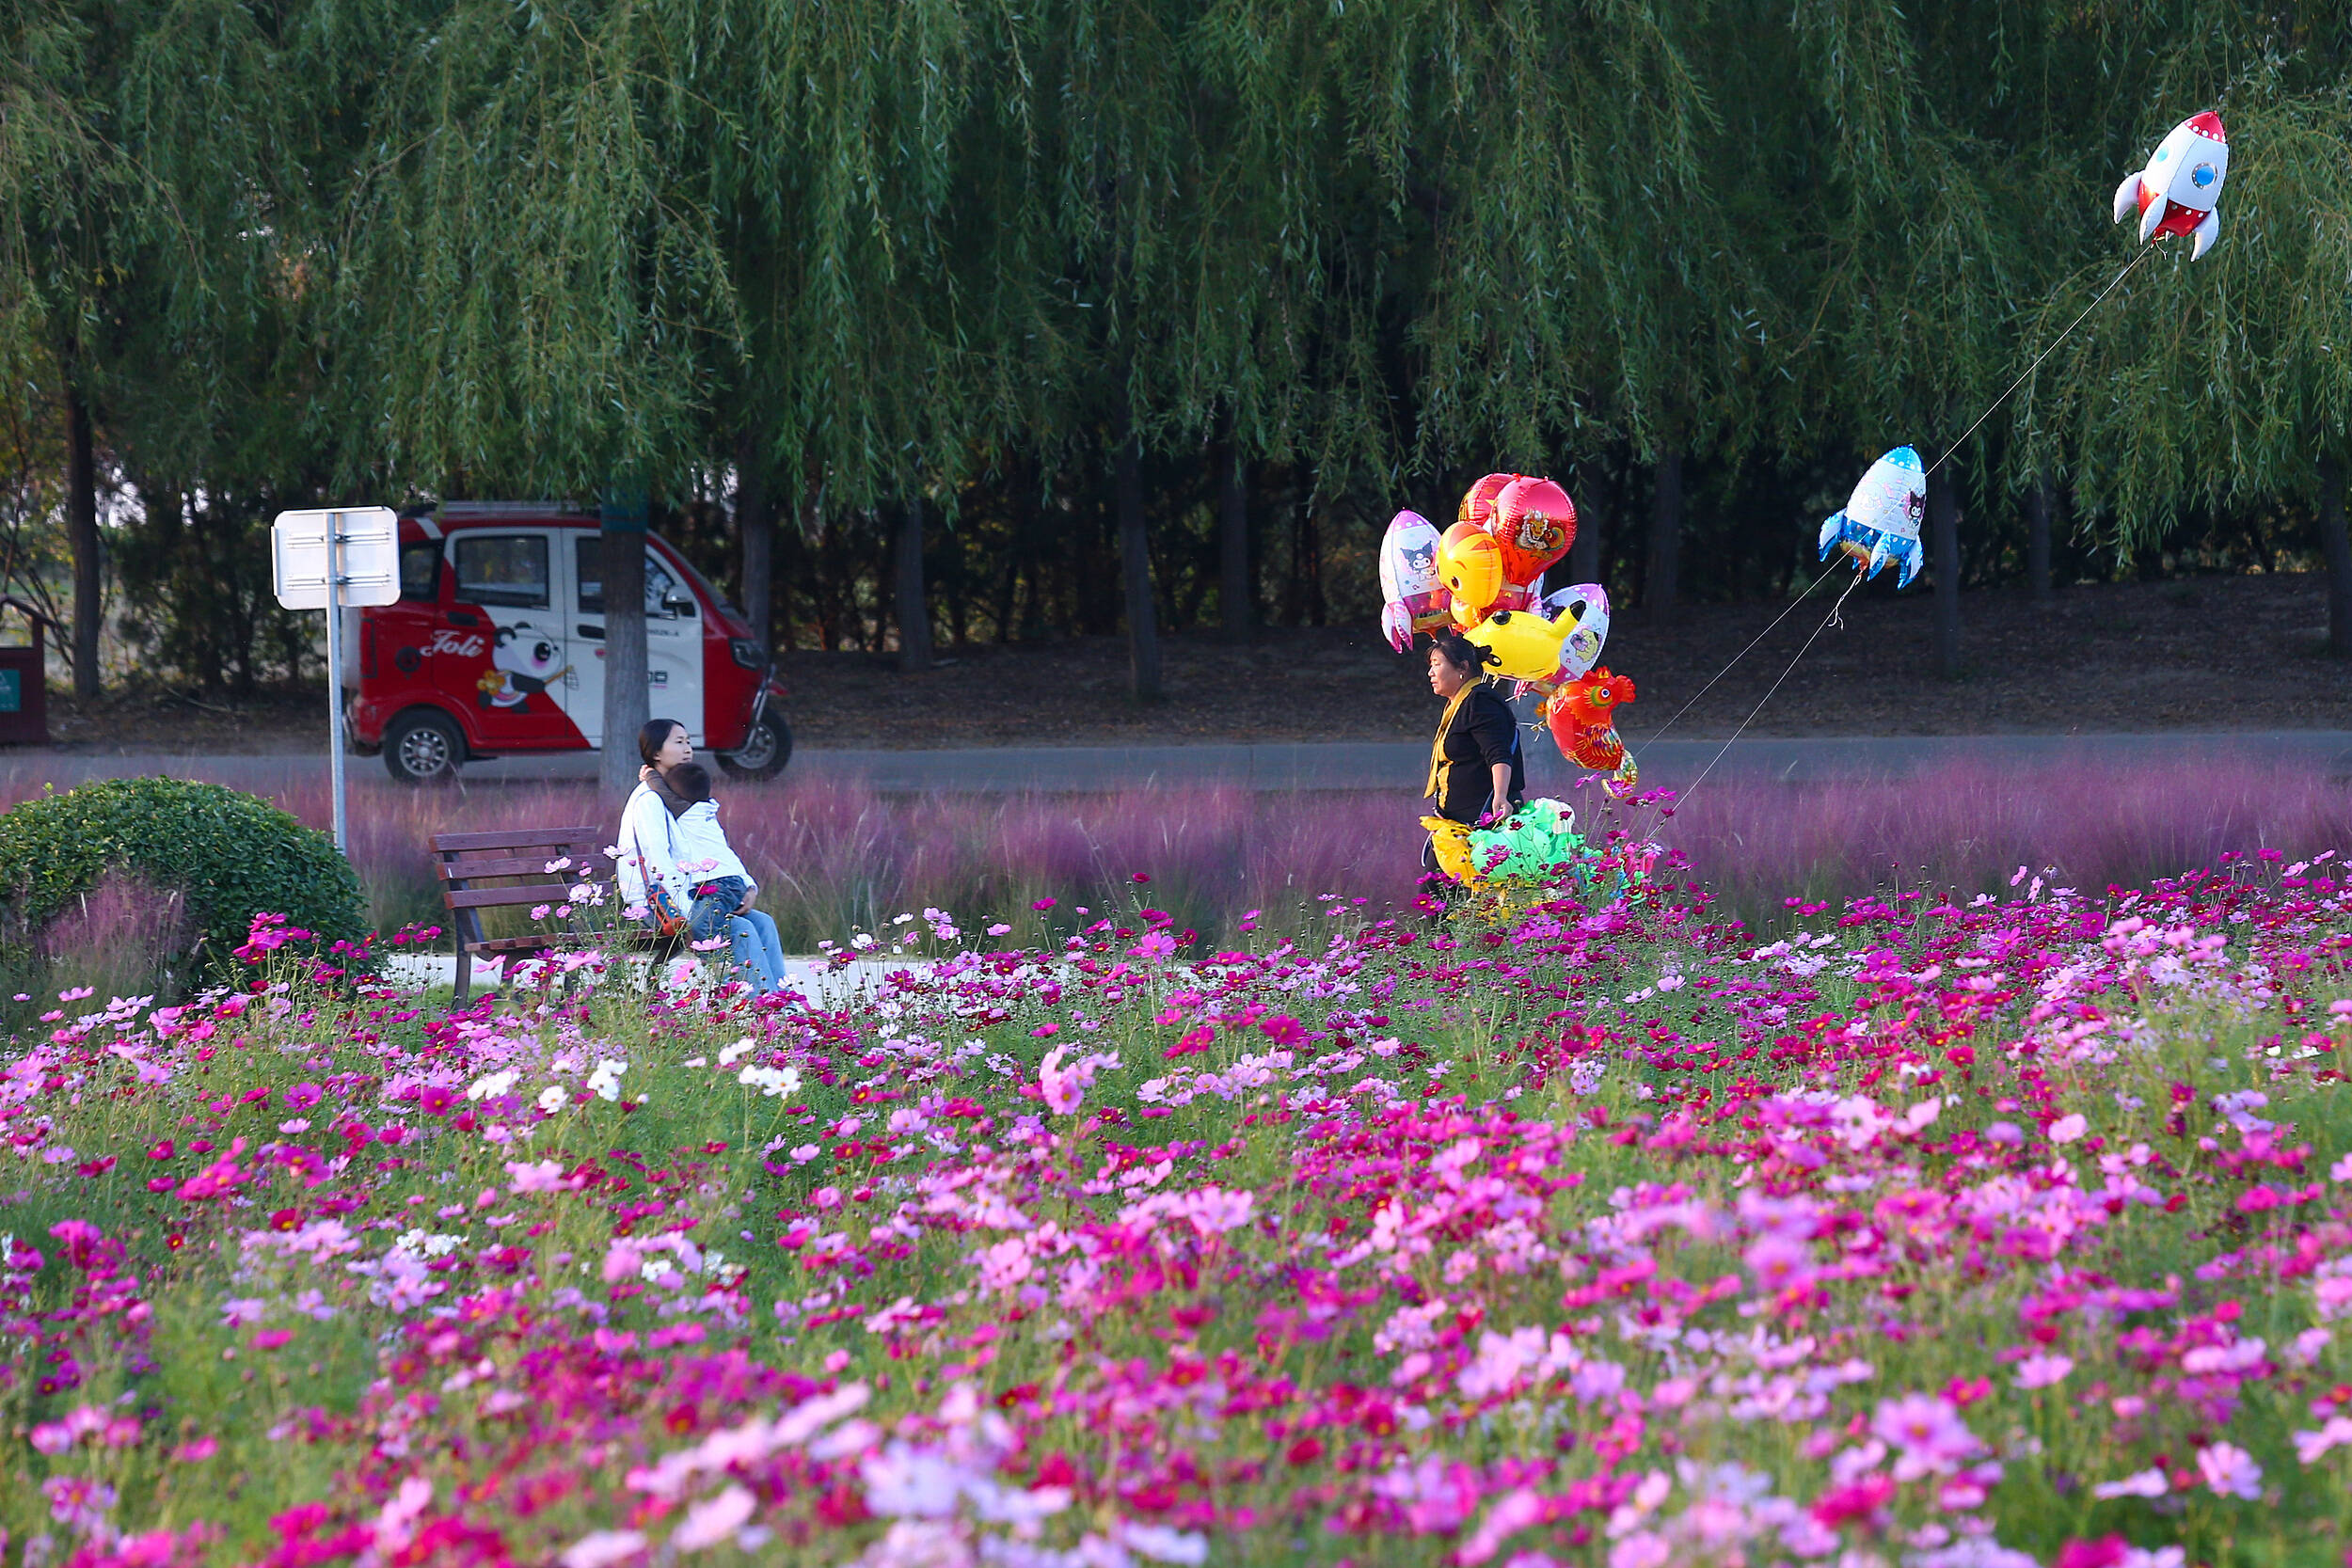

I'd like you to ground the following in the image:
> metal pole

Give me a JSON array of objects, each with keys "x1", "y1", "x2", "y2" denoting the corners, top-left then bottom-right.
[{"x1": 326, "y1": 512, "x2": 348, "y2": 853}]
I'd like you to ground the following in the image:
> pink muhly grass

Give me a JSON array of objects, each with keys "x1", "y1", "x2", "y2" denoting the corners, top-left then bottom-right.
[{"x1": 0, "y1": 753, "x2": 2342, "y2": 951}]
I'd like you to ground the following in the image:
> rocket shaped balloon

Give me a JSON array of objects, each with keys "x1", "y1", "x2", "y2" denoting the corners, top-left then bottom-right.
[
  {"x1": 2112, "y1": 112, "x2": 2228, "y2": 261},
  {"x1": 1377, "y1": 509, "x2": 1450, "y2": 651},
  {"x1": 1817, "y1": 446, "x2": 1926, "y2": 589}
]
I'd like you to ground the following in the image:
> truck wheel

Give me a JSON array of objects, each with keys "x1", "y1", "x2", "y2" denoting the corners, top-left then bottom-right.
[
  {"x1": 384, "y1": 709, "x2": 465, "y2": 784},
  {"x1": 717, "y1": 710, "x2": 792, "y2": 780}
]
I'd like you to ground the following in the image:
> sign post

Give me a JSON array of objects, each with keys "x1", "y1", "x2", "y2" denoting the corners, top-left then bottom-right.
[{"x1": 271, "y1": 507, "x2": 400, "y2": 853}]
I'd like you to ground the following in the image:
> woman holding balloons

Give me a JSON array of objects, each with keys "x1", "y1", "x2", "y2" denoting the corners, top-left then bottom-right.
[{"x1": 1421, "y1": 631, "x2": 1525, "y2": 877}]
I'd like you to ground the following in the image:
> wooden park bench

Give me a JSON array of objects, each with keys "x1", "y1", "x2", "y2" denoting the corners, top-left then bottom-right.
[{"x1": 431, "y1": 826, "x2": 628, "y2": 1003}]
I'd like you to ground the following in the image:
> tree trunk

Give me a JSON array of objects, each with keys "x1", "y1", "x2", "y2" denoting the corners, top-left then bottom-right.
[
  {"x1": 1567, "y1": 461, "x2": 1604, "y2": 584},
  {"x1": 1295, "y1": 503, "x2": 1326, "y2": 626},
  {"x1": 63, "y1": 380, "x2": 100, "y2": 699},
  {"x1": 1645, "y1": 449, "x2": 1683, "y2": 613},
  {"x1": 2320, "y1": 455, "x2": 2352, "y2": 656},
  {"x1": 735, "y1": 428, "x2": 773, "y2": 653},
  {"x1": 2026, "y1": 474, "x2": 2054, "y2": 603},
  {"x1": 1219, "y1": 440, "x2": 1253, "y2": 638},
  {"x1": 1115, "y1": 426, "x2": 1162, "y2": 698},
  {"x1": 1930, "y1": 463, "x2": 1962, "y2": 679},
  {"x1": 600, "y1": 488, "x2": 650, "y2": 799},
  {"x1": 895, "y1": 494, "x2": 930, "y2": 672}
]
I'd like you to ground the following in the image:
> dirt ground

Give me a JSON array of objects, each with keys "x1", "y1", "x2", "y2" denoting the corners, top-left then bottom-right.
[{"x1": 36, "y1": 573, "x2": 2351, "y2": 753}]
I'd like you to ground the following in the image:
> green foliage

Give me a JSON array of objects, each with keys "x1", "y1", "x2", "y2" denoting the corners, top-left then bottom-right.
[{"x1": 0, "y1": 776, "x2": 366, "y2": 963}]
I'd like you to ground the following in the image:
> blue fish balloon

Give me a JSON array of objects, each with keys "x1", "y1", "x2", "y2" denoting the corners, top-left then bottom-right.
[{"x1": 1817, "y1": 446, "x2": 1926, "y2": 588}]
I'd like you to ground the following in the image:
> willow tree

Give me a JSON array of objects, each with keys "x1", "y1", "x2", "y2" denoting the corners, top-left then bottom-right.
[
  {"x1": 1152, "y1": 1, "x2": 1393, "y2": 633},
  {"x1": 0, "y1": 0, "x2": 115, "y2": 693},
  {"x1": 966, "y1": 0, "x2": 1202, "y2": 696},
  {"x1": 1401, "y1": 0, "x2": 1762, "y2": 616},
  {"x1": 326, "y1": 0, "x2": 739, "y2": 791},
  {"x1": 706, "y1": 0, "x2": 1022, "y2": 670}
]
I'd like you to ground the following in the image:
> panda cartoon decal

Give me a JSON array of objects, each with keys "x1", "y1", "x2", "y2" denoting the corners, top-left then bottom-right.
[{"x1": 476, "y1": 623, "x2": 570, "y2": 709}]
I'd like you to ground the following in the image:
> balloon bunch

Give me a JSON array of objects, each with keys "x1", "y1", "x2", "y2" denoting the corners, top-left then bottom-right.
[
  {"x1": 1380, "y1": 472, "x2": 1637, "y2": 786},
  {"x1": 1377, "y1": 472, "x2": 1569, "y2": 648}
]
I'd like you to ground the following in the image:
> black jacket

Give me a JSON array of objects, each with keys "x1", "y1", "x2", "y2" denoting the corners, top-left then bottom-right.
[{"x1": 1429, "y1": 683, "x2": 1525, "y2": 824}]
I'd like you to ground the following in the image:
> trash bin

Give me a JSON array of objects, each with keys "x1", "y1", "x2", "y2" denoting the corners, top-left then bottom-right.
[{"x1": 0, "y1": 598, "x2": 55, "y2": 745}]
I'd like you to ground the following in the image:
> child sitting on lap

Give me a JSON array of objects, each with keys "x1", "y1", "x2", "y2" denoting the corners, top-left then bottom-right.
[{"x1": 666, "y1": 763, "x2": 755, "y2": 942}]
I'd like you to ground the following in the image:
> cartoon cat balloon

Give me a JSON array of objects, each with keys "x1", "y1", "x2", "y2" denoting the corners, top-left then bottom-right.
[{"x1": 1377, "y1": 510, "x2": 1451, "y2": 652}]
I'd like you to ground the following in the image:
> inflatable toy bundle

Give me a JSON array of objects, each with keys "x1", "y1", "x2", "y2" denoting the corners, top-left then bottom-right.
[
  {"x1": 1379, "y1": 472, "x2": 1635, "y2": 787},
  {"x1": 1419, "y1": 797, "x2": 1631, "y2": 905}
]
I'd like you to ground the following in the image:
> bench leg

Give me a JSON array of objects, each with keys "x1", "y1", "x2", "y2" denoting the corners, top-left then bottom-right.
[{"x1": 454, "y1": 946, "x2": 471, "y2": 1006}]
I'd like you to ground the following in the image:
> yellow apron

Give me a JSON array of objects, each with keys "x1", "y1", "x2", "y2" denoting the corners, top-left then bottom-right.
[{"x1": 1422, "y1": 681, "x2": 1483, "y2": 881}]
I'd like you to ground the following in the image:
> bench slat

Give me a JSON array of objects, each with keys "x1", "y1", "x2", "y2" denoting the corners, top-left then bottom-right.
[
  {"x1": 438, "y1": 855, "x2": 611, "y2": 881},
  {"x1": 444, "y1": 883, "x2": 585, "y2": 911},
  {"x1": 436, "y1": 824, "x2": 661, "y2": 1005},
  {"x1": 432, "y1": 826, "x2": 606, "y2": 854}
]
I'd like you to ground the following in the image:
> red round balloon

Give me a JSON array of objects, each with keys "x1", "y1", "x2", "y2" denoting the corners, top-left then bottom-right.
[
  {"x1": 1457, "y1": 472, "x2": 1521, "y2": 533},
  {"x1": 1491, "y1": 476, "x2": 1577, "y2": 583}
]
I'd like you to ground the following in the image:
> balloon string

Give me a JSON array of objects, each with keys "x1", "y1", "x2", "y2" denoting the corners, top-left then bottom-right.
[
  {"x1": 1923, "y1": 245, "x2": 2155, "y2": 479},
  {"x1": 1627, "y1": 566, "x2": 1837, "y2": 760},
  {"x1": 1673, "y1": 568, "x2": 1866, "y2": 811},
  {"x1": 1538, "y1": 248, "x2": 2151, "y2": 800}
]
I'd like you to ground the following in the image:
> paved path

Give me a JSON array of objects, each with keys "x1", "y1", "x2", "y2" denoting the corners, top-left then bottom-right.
[
  {"x1": 382, "y1": 952, "x2": 905, "y2": 1005},
  {"x1": 11, "y1": 729, "x2": 2352, "y2": 795}
]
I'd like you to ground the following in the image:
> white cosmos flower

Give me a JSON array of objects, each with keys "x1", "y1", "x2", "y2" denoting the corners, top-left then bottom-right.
[
  {"x1": 739, "y1": 1064, "x2": 803, "y2": 1099},
  {"x1": 467, "y1": 1070, "x2": 517, "y2": 1101}
]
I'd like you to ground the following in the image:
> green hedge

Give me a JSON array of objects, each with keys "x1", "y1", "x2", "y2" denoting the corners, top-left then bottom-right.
[{"x1": 0, "y1": 778, "x2": 367, "y2": 964}]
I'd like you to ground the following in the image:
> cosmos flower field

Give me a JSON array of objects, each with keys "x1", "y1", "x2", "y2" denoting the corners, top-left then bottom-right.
[{"x1": 4, "y1": 841, "x2": 2352, "y2": 1568}]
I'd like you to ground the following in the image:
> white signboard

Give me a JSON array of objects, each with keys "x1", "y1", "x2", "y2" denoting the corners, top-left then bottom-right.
[
  {"x1": 273, "y1": 505, "x2": 403, "y2": 855},
  {"x1": 271, "y1": 507, "x2": 402, "y2": 610}
]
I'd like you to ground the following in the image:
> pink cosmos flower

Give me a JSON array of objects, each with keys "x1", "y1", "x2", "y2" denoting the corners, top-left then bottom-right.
[
  {"x1": 1038, "y1": 1045, "x2": 1119, "y2": 1116},
  {"x1": 1870, "y1": 1393, "x2": 1979, "y2": 1477},
  {"x1": 2090, "y1": 1467, "x2": 2168, "y2": 1499},
  {"x1": 1040, "y1": 1043, "x2": 1082, "y2": 1114},
  {"x1": 2292, "y1": 1417, "x2": 2352, "y2": 1465},
  {"x1": 1129, "y1": 929, "x2": 1178, "y2": 962},
  {"x1": 561, "y1": 1531, "x2": 648, "y2": 1568},
  {"x1": 1743, "y1": 1233, "x2": 1816, "y2": 1294},
  {"x1": 2196, "y1": 1441, "x2": 2262, "y2": 1499},
  {"x1": 672, "y1": 1485, "x2": 756, "y2": 1551},
  {"x1": 2014, "y1": 1353, "x2": 2074, "y2": 1389}
]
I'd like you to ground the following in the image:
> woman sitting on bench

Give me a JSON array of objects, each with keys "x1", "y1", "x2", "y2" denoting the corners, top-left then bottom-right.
[{"x1": 615, "y1": 718, "x2": 787, "y2": 996}]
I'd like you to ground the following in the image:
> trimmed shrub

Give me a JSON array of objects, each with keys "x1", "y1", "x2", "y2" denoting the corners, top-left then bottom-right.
[{"x1": 0, "y1": 777, "x2": 367, "y2": 964}]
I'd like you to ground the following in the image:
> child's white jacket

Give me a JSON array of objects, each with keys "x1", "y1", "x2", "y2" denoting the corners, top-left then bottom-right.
[{"x1": 673, "y1": 800, "x2": 754, "y2": 890}]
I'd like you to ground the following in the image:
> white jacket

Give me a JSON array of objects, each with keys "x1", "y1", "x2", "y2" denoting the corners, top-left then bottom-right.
[
  {"x1": 615, "y1": 784, "x2": 755, "y2": 911},
  {"x1": 614, "y1": 784, "x2": 684, "y2": 910},
  {"x1": 674, "y1": 800, "x2": 753, "y2": 889}
]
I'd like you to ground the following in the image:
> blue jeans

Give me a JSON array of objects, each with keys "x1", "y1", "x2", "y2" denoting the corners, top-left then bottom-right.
[
  {"x1": 721, "y1": 909, "x2": 787, "y2": 994},
  {"x1": 687, "y1": 876, "x2": 751, "y2": 942}
]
